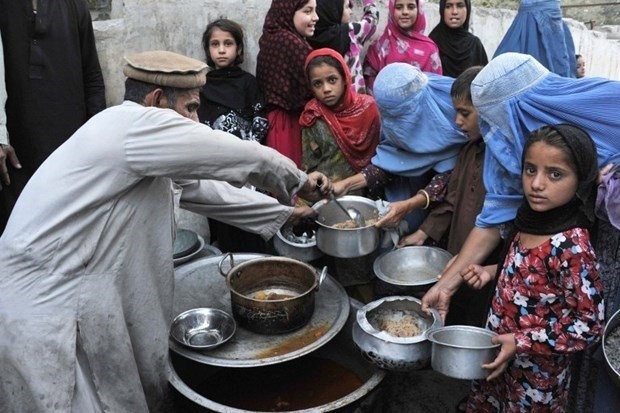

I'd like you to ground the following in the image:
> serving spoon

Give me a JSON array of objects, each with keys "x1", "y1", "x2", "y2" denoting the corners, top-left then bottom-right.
[
  {"x1": 316, "y1": 180, "x2": 365, "y2": 227},
  {"x1": 329, "y1": 192, "x2": 365, "y2": 227}
]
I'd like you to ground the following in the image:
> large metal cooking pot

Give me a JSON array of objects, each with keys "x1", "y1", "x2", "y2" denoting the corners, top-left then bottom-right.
[
  {"x1": 313, "y1": 195, "x2": 381, "y2": 258},
  {"x1": 218, "y1": 253, "x2": 326, "y2": 334},
  {"x1": 427, "y1": 325, "x2": 500, "y2": 380},
  {"x1": 168, "y1": 299, "x2": 385, "y2": 412},
  {"x1": 603, "y1": 308, "x2": 620, "y2": 388},
  {"x1": 352, "y1": 296, "x2": 442, "y2": 371}
]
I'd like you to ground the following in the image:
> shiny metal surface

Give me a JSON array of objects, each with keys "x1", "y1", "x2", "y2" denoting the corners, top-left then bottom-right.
[
  {"x1": 427, "y1": 325, "x2": 500, "y2": 380},
  {"x1": 168, "y1": 299, "x2": 386, "y2": 412},
  {"x1": 603, "y1": 308, "x2": 620, "y2": 388},
  {"x1": 314, "y1": 195, "x2": 380, "y2": 258},
  {"x1": 171, "y1": 253, "x2": 350, "y2": 367},
  {"x1": 330, "y1": 193, "x2": 365, "y2": 227},
  {"x1": 373, "y1": 246, "x2": 452, "y2": 287},
  {"x1": 221, "y1": 255, "x2": 322, "y2": 334},
  {"x1": 170, "y1": 308, "x2": 236, "y2": 351},
  {"x1": 173, "y1": 235, "x2": 217, "y2": 266},
  {"x1": 174, "y1": 229, "x2": 200, "y2": 258},
  {"x1": 352, "y1": 296, "x2": 442, "y2": 371},
  {"x1": 273, "y1": 224, "x2": 323, "y2": 262}
]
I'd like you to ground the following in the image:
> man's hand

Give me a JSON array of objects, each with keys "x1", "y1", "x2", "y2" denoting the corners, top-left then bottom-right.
[
  {"x1": 483, "y1": 333, "x2": 516, "y2": 381},
  {"x1": 298, "y1": 171, "x2": 332, "y2": 202},
  {"x1": 285, "y1": 205, "x2": 317, "y2": 225},
  {"x1": 0, "y1": 144, "x2": 21, "y2": 190}
]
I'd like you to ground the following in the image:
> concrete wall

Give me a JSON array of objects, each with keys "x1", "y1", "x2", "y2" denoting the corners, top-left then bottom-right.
[{"x1": 93, "y1": 0, "x2": 620, "y2": 106}]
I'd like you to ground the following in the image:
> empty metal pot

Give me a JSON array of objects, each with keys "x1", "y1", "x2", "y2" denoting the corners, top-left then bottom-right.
[
  {"x1": 273, "y1": 225, "x2": 323, "y2": 262},
  {"x1": 427, "y1": 325, "x2": 500, "y2": 380},
  {"x1": 373, "y1": 246, "x2": 452, "y2": 297}
]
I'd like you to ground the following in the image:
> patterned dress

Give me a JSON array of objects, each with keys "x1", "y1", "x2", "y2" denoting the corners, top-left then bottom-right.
[{"x1": 467, "y1": 228, "x2": 604, "y2": 412}]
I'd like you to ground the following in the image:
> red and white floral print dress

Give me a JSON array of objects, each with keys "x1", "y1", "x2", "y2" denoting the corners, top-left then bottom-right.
[{"x1": 467, "y1": 227, "x2": 605, "y2": 413}]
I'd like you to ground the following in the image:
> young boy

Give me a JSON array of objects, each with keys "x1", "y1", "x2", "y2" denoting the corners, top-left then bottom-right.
[{"x1": 399, "y1": 66, "x2": 499, "y2": 326}]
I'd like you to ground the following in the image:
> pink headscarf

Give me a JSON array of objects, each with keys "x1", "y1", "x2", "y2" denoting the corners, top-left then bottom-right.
[{"x1": 364, "y1": 0, "x2": 442, "y2": 90}]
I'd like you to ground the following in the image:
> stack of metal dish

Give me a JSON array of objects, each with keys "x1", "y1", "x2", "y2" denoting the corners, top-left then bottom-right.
[{"x1": 173, "y1": 228, "x2": 220, "y2": 266}]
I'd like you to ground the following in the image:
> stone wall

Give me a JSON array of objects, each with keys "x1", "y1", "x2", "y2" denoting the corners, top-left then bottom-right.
[{"x1": 93, "y1": 0, "x2": 620, "y2": 106}]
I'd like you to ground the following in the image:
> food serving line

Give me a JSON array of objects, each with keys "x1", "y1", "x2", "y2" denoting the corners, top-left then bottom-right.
[{"x1": 167, "y1": 195, "x2": 620, "y2": 412}]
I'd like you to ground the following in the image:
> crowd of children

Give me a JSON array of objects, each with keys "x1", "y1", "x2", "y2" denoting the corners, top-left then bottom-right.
[{"x1": 190, "y1": 1, "x2": 618, "y2": 411}]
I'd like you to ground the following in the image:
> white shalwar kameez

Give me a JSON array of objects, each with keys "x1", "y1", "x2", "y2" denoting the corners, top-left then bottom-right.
[{"x1": 0, "y1": 101, "x2": 307, "y2": 412}]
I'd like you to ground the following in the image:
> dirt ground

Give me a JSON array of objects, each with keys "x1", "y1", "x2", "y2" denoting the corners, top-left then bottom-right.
[{"x1": 370, "y1": 369, "x2": 471, "y2": 413}]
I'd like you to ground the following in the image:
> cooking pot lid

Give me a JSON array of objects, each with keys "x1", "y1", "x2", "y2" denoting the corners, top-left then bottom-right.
[
  {"x1": 173, "y1": 229, "x2": 200, "y2": 259},
  {"x1": 171, "y1": 253, "x2": 350, "y2": 367}
]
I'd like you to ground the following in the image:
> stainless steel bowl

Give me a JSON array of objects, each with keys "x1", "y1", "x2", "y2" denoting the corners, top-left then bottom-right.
[
  {"x1": 427, "y1": 325, "x2": 500, "y2": 380},
  {"x1": 374, "y1": 246, "x2": 452, "y2": 294},
  {"x1": 603, "y1": 308, "x2": 620, "y2": 388},
  {"x1": 170, "y1": 308, "x2": 236, "y2": 351},
  {"x1": 313, "y1": 195, "x2": 380, "y2": 258},
  {"x1": 352, "y1": 296, "x2": 442, "y2": 371}
]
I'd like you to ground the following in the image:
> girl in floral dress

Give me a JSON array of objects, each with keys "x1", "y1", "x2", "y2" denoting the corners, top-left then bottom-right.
[
  {"x1": 461, "y1": 124, "x2": 605, "y2": 412},
  {"x1": 363, "y1": 0, "x2": 442, "y2": 92},
  {"x1": 308, "y1": 0, "x2": 379, "y2": 94}
]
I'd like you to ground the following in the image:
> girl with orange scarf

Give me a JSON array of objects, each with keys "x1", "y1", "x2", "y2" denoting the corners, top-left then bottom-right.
[{"x1": 300, "y1": 48, "x2": 380, "y2": 190}]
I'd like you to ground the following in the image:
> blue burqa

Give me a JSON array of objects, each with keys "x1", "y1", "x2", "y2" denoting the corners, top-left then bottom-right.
[
  {"x1": 493, "y1": 0, "x2": 576, "y2": 77},
  {"x1": 371, "y1": 63, "x2": 467, "y2": 230},
  {"x1": 471, "y1": 52, "x2": 620, "y2": 227}
]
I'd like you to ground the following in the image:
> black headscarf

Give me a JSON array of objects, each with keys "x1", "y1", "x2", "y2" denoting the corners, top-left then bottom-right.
[
  {"x1": 514, "y1": 124, "x2": 599, "y2": 235},
  {"x1": 308, "y1": 0, "x2": 351, "y2": 56},
  {"x1": 198, "y1": 66, "x2": 265, "y2": 123},
  {"x1": 428, "y1": 0, "x2": 488, "y2": 78}
]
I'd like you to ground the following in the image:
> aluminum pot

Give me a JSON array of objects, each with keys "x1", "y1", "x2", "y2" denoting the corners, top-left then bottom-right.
[
  {"x1": 427, "y1": 325, "x2": 500, "y2": 380},
  {"x1": 313, "y1": 195, "x2": 380, "y2": 258},
  {"x1": 218, "y1": 253, "x2": 326, "y2": 334},
  {"x1": 352, "y1": 296, "x2": 442, "y2": 371},
  {"x1": 273, "y1": 224, "x2": 323, "y2": 262},
  {"x1": 603, "y1": 308, "x2": 620, "y2": 388}
]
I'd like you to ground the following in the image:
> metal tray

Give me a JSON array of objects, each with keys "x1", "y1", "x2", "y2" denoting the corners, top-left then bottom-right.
[{"x1": 171, "y1": 253, "x2": 350, "y2": 368}]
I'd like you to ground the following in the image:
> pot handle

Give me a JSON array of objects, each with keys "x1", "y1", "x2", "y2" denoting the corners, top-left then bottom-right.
[
  {"x1": 316, "y1": 266, "x2": 328, "y2": 291},
  {"x1": 217, "y1": 252, "x2": 235, "y2": 277}
]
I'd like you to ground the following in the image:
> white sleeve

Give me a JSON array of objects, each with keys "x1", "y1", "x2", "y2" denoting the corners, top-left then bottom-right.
[
  {"x1": 178, "y1": 179, "x2": 293, "y2": 240},
  {"x1": 123, "y1": 108, "x2": 307, "y2": 201}
]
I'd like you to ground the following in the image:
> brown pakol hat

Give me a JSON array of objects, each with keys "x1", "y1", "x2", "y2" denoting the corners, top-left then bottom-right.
[{"x1": 123, "y1": 50, "x2": 208, "y2": 88}]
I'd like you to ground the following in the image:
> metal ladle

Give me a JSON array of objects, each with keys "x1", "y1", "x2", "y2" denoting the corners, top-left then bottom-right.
[
  {"x1": 329, "y1": 193, "x2": 365, "y2": 227},
  {"x1": 316, "y1": 181, "x2": 365, "y2": 227}
]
